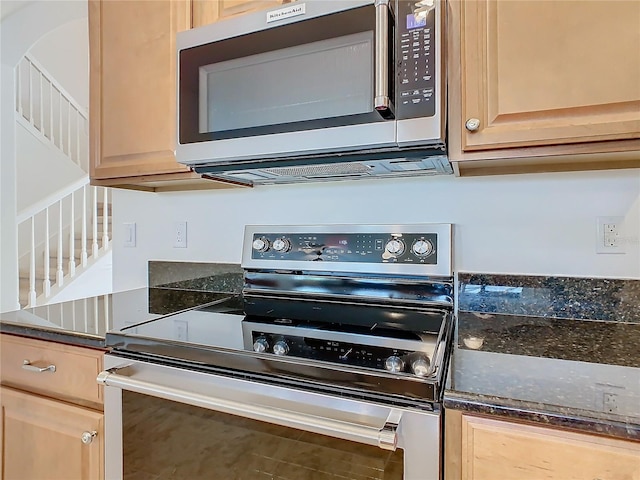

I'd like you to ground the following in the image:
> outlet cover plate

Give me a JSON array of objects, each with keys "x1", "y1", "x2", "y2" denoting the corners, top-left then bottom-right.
[
  {"x1": 596, "y1": 216, "x2": 625, "y2": 254},
  {"x1": 174, "y1": 221, "x2": 187, "y2": 248}
]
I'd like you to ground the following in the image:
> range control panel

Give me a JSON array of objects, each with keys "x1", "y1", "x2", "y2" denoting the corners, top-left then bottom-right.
[
  {"x1": 396, "y1": 0, "x2": 438, "y2": 120},
  {"x1": 250, "y1": 232, "x2": 438, "y2": 264},
  {"x1": 242, "y1": 224, "x2": 453, "y2": 276},
  {"x1": 242, "y1": 322, "x2": 436, "y2": 378}
]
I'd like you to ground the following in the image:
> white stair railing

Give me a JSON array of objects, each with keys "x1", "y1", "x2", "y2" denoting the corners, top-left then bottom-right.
[
  {"x1": 17, "y1": 179, "x2": 112, "y2": 308},
  {"x1": 15, "y1": 53, "x2": 89, "y2": 173}
]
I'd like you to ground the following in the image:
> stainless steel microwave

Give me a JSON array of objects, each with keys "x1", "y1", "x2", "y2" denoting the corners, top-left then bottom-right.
[{"x1": 176, "y1": 0, "x2": 450, "y2": 185}]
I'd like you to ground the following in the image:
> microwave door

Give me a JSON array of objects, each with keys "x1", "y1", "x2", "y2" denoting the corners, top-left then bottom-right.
[{"x1": 177, "y1": 2, "x2": 397, "y2": 165}]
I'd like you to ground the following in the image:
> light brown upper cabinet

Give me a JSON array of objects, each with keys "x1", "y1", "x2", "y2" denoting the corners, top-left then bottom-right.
[
  {"x1": 89, "y1": 0, "x2": 234, "y2": 191},
  {"x1": 193, "y1": 0, "x2": 293, "y2": 28},
  {"x1": 448, "y1": 0, "x2": 640, "y2": 175}
]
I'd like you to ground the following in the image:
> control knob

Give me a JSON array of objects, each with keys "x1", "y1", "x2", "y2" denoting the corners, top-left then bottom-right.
[
  {"x1": 410, "y1": 355, "x2": 431, "y2": 377},
  {"x1": 272, "y1": 339, "x2": 290, "y2": 356},
  {"x1": 272, "y1": 238, "x2": 291, "y2": 253},
  {"x1": 253, "y1": 336, "x2": 269, "y2": 353},
  {"x1": 385, "y1": 239, "x2": 405, "y2": 256},
  {"x1": 252, "y1": 237, "x2": 270, "y2": 253},
  {"x1": 384, "y1": 355, "x2": 405, "y2": 373},
  {"x1": 412, "y1": 239, "x2": 434, "y2": 257}
]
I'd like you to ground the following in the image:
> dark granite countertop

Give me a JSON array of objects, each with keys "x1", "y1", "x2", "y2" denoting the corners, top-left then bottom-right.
[
  {"x1": 5, "y1": 265, "x2": 639, "y2": 442},
  {"x1": 0, "y1": 262, "x2": 244, "y2": 348},
  {"x1": 0, "y1": 288, "x2": 170, "y2": 348},
  {"x1": 446, "y1": 273, "x2": 640, "y2": 441},
  {"x1": 1, "y1": 288, "x2": 142, "y2": 348},
  {"x1": 0, "y1": 287, "x2": 241, "y2": 348}
]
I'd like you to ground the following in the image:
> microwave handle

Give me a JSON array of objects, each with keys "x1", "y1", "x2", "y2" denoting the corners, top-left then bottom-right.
[{"x1": 374, "y1": 0, "x2": 394, "y2": 118}]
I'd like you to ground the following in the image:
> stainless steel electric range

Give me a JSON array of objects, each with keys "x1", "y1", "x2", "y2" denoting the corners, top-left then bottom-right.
[{"x1": 101, "y1": 224, "x2": 455, "y2": 480}]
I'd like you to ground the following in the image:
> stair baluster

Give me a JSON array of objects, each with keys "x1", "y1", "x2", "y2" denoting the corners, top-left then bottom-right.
[
  {"x1": 28, "y1": 218, "x2": 37, "y2": 307},
  {"x1": 81, "y1": 185, "x2": 88, "y2": 267},
  {"x1": 92, "y1": 187, "x2": 99, "y2": 258},
  {"x1": 68, "y1": 191, "x2": 76, "y2": 277},
  {"x1": 56, "y1": 203, "x2": 64, "y2": 287},
  {"x1": 43, "y1": 208, "x2": 51, "y2": 298},
  {"x1": 28, "y1": 61, "x2": 34, "y2": 125},
  {"x1": 102, "y1": 188, "x2": 110, "y2": 249}
]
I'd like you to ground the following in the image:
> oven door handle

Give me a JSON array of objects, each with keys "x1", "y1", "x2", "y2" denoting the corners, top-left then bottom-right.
[{"x1": 97, "y1": 369, "x2": 400, "y2": 451}]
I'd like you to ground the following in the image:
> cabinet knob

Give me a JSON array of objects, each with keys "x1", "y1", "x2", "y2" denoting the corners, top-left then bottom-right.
[
  {"x1": 81, "y1": 431, "x2": 97, "y2": 445},
  {"x1": 465, "y1": 118, "x2": 481, "y2": 132}
]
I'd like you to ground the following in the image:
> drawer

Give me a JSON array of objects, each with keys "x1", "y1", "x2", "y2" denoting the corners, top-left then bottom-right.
[{"x1": 0, "y1": 334, "x2": 104, "y2": 408}]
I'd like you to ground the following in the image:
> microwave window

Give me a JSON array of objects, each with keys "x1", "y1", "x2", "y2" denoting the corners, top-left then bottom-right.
[{"x1": 198, "y1": 32, "x2": 374, "y2": 134}]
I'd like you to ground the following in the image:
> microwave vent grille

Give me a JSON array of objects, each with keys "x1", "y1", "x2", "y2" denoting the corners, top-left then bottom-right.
[{"x1": 263, "y1": 162, "x2": 371, "y2": 178}]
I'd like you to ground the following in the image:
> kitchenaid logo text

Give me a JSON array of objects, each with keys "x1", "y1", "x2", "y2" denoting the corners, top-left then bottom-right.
[{"x1": 267, "y1": 4, "x2": 306, "y2": 23}]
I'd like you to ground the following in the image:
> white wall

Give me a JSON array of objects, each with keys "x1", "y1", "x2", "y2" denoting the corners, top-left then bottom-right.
[
  {"x1": 15, "y1": 121, "x2": 85, "y2": 211},
  {"x1": 28, "y1": 17, "x2": 88, "y2": 109},
  {"x1": 112, "y1": 169, "x2": 640, "y2": 291},
  {"x1": 0, "y1": 64, "x2": 17, "y2": 311}
]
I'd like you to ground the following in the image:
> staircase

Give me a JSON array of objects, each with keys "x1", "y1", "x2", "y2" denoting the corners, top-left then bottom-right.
[{"x1": 15, "y1": 54, "x2": 112, "y2": 308}]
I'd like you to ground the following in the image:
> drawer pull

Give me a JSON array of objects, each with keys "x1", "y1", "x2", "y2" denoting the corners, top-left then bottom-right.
[{"x1": 22, "y1": 360, "x2": 56, "y2": 373}]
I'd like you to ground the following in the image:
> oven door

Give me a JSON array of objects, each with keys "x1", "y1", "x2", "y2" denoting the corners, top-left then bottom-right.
[
  {"x1": 176, "y1": 0, "x2": 396, "y2": 167},
  {"x1": 100, "y1": 355, "x2": 441, "y2": 480}
]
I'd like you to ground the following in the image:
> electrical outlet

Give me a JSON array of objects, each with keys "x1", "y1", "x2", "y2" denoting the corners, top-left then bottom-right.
[
  {"x1": 174, "y1": 320, "x2": 188, "y2": 341},
  {"x1": 603, "y1": 392, "x2": 618, "y2": 413},
  {"x1": 596, "y1": 216, "x2": 625, "y2": 254},
  {"x1": 174, "y1": 221, "x2": 187, "y2": 248},
  {"x1": 123, "y1": 222, "x2": 136, "y2": 247}
]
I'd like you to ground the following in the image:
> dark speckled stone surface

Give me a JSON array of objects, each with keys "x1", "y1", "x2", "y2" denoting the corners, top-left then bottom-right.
[
  {"x1": 147, "y1": 261, "x2": 244, "y2": 315},
  {"x1": 148, "y1": 261, "x2": 243, "y2": 292},
  {"x1": 456, "y1": 312, "x2": 640, "y2": 368},
  {"x1": 446, "y1": 273, "x2": 640, "y2": 441},
  {"x1": 459, "y1": 273, "x2": 640, "y2": 322}
]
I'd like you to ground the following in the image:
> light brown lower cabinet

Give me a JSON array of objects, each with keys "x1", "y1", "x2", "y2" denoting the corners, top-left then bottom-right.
[
  {"x1": 0, "y1": 334, "x2": 105, "y2": 479},
  {"x1": 445, "y1": 410, "x2": 640, "y2": 480},
  {"x1": 0, "y1": 387, "x2": 104, "y2": 480}
]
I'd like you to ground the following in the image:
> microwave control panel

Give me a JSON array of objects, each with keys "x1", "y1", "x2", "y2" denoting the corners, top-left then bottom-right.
[{"x1": 396, "y1": 0, "x2": 437, "y2": 120}]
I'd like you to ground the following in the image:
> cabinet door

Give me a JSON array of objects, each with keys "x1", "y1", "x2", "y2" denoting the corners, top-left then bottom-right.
[
  {"x1": 458, "y1": 0, "x2": 640, "y2": 152},
  {"x1": 89, "y1": 0, "x2": 192, "y2": 180},
  {"x1": 0, "y1": 387, "x2": 104, "y2": 480},
  {"x1": 192, "y1": 0, "x2": 292, "y2": 28},
  {"x1": 445, "y1": 411, "x2": 640, "y2": 480}
]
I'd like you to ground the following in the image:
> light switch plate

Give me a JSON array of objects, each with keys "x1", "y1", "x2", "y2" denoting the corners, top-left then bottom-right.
[{"x1": 123, "y1": 222, "x2": 136, "y2": 247}]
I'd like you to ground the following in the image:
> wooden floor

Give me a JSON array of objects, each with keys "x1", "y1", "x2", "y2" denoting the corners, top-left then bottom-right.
[{"x1": 122, "y1": 392, "x2": 404, "y2": 480}]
